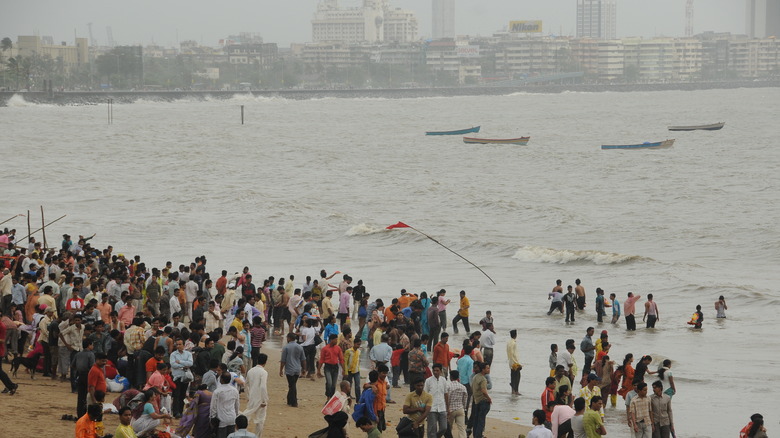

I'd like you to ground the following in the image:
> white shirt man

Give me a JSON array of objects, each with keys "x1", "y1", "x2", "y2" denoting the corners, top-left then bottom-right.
[
  {"x1": 424, "y1": 366, "x2": 449, "y2": 438},
  {"x1": 557, "y1": 346, "x2": 574, "y2": 374},
  {"x1": 211, "y1": 375, "x2": 241, "y2": 433},
  {"x1": 480, "y1": 329, "x2": 496, "y2": 349},
  {"x1": 169, "y1": 293, "x2": 182, "y2": 316},
  {"x1": 242, "y1": 358, "x2": 269, "y2": 437}
]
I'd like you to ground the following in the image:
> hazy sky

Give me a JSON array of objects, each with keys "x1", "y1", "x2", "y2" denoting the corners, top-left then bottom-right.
[{"x1": 2, "y1": 0, "x2": 746, "y2": 47}]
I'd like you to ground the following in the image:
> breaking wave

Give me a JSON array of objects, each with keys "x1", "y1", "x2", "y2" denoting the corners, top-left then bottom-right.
[
  {"x1": 4, "y1": 94, "x2": 41, "y2": 107},
  {"x1": 512, "y1": 245, "x2": 650, "y2": 265},
  {"x1": 345, "y1": 223, "x2": 387, "y2": 236}
]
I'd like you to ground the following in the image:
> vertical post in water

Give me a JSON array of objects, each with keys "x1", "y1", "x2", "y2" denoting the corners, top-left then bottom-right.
[
  {"x1": 107, "y1": 99, "x2": 113, "y2": 124},
  {"x1": 40, "y1": 206, "x2": 47, "y2": 249},
  {"x1": 27, "y1": 210, "x2": 31, "y2": 244},
  {"x1": 241, "y1": 105, "x2": 244, "y2": 125}
]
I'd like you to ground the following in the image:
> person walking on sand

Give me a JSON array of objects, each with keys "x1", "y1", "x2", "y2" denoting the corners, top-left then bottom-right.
[
  {"x1": 470, "y1": 362, "x2": 492, "y2": 438},
  {"x1": 643, "y1": 294, "x2": 659, "y2": 329},
  {"x1": 280, "y1": 332, "x2": 306, "y2": 407},
  {"x1": 319, "y1": 334, "x2": 344, "y2": 399},
  {"x1": 447, "y1": 370, "x2": 468, "y2": 438},
  {"x1": 243, "y1": 353, "x2": 269, "y2": 437},
  {"x1": 0, "y1": 311, "x2": 19, "y2": 395},
  {"x1": 623, "y1": 292, "x2": 642, "y2": 331},
  {"x1": 211, "y1": 372, "x2": 241, "y2": 438},
  {"x1": 715, "y1": 296, "x2": 727, "y2": 318}
]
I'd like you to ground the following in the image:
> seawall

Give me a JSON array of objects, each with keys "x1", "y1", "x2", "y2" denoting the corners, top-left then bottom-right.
[{"x1": 2, "y1": 79, "x2": 779, "y2": 106}]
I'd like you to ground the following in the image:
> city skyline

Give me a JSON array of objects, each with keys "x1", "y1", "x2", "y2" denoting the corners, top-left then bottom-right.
[{"x1": 2, "y1": 0, "x2": 747, "y2": 48}]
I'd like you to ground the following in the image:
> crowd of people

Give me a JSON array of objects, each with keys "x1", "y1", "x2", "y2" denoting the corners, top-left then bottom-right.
[{"x1": 0, "y1": 228, "x2": 767, "y2": 438}]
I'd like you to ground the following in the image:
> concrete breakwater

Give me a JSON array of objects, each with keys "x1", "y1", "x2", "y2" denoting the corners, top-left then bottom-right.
[{"x1": 2, "y1": 79, "x2": 778, "y2": 106}]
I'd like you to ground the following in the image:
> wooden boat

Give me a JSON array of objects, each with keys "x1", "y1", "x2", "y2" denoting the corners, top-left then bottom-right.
[
  {"x1": 601, "y1": 139, "x2": 675, "y2": 150},
  {"x1": 668, "y1": 122, "x2": 725, "y2": 131},
  {"x1": 426, "y1": 126, "x2": 480, "y2": 136},
  {"x1": 463, "y1": 136, "x2": 530, "y2": 145}
]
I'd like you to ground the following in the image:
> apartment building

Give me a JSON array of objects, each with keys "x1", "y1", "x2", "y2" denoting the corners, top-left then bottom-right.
[{"x1": 494, "y1": 37, "x2": 568, "y2": 77}]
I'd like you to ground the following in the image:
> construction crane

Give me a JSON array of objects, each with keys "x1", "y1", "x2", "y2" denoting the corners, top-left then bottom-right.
[
  {"x1": 685, "y1": 0, "x2": 694, "y2": 37},
  {"x1": 87, "y1": 22, "x2": 97, "y2": 46},
  {"x1": 106, "y1": 26, "x2": 115, "y2": 47}
]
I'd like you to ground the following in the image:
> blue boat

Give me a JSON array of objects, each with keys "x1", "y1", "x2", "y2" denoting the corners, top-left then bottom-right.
[
  {"x1": 426, "y1": 126, "x2": 480, "y2": 136},
  {"x1": 601, "y1": 139, "x2": 675, "y2": 150}
]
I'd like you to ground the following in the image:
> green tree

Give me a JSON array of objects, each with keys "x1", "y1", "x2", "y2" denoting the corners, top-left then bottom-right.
[
  {"x1": 96, "y1": 46, "x2": 143, "y2": 88},
  {"x1": 623, "y1": 64, "x2": 640, "y2": 83}
]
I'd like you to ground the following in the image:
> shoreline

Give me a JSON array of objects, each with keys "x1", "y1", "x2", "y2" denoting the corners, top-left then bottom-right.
[
  {"x1": 3, "y1": 333, "x2": 532, "y2": 438},
  {"x1": 2, "y1": 79, "x2": 779, "y2": 106}
]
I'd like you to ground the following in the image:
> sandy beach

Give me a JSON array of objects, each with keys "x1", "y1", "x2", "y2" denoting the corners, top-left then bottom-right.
[{"x1": 3, "y1": 336, "x2": 531, "y2": 438}]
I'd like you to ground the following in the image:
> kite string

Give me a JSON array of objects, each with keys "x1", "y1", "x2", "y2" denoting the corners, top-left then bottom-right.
[{"x1": 407, "y1": 225, "x2": 496, "y2": 285}]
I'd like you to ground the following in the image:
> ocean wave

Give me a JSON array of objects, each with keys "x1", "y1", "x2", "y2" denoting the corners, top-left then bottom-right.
[
  {"x1": 345, "y1": 223, "x2": 387, "y2": 236},
  {"x1": 4, "y1": 94, "x2": 49, "y2": 107},
  {"x1": 512, "y1": 245, "x2": 649, "y2": 265}
]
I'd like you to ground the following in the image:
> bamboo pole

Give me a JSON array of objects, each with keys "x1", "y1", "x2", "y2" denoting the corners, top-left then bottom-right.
[
  {"x1": 0, "y1": 214, "x2": 24, "y2": 227},
  {"x1": 40, "y1": 206, "x2": 47, "y2": 249},
  {"x1": 18, "y1": 214, "x2": 66, "y2": 243},
  {"x1": 27, "y1": 210, "x2": 31, "y2": 243}
]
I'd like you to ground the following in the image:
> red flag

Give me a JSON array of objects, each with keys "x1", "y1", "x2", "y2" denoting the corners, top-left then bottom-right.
[{"x1": 386, "y1": 221, "x2": 410, "y2": 229}]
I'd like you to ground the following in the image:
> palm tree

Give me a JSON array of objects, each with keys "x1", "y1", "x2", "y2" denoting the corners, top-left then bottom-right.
[
  {"x1": 7, "y1": 56, "x2": 19, "y2": 89},
  {"x1": 0, "y1": 37, "x2": 11, "y2": 87}
]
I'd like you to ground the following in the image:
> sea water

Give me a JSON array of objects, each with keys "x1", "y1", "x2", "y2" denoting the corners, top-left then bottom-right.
[{"x1": 2, "y1": 88, "x2": 779, "y2": 437}]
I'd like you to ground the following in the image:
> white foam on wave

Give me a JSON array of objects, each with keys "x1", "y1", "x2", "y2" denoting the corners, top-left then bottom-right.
[
  {"x1": 225, "y1": 93, "x2": 288, "y2": 103},
  {"x1": 345, "y1": 223, "x2": 387, "y2": 236},
  {"x1": 512, "y1": 245, "x2": 648, "y2": 265},
  {"x1": 5, "y1": 94, "x2": 40, "y2": 107}
]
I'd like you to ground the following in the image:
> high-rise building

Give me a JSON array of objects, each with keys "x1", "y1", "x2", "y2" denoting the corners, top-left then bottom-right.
[
  {"x1": 576, "y1": 0, "x2": 617, "y2": 40},
  {"x1": 746, "y1": 0, "x2": 780, "y2": 38},
  {"x1": 432, "y1": 0, "x2": 455, "y2": 39}
]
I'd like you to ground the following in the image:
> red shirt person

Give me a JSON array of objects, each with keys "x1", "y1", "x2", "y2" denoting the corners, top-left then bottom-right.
[{"x1": 88, "y1": 353, "x2": 108, "y2": 404}]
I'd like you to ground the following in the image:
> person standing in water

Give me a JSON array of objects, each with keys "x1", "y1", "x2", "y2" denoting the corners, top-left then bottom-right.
[
  {"x1": 688, "y1": 305, "x2": 704, "y2": 329},
  {"x1": 715, "y1": 296, "x2": 727, "y2": 318},
  {"x1": 643, "y1": 294, "x2": 659, "y2": 329},
  {"x1": 574, "y1": 279, "x2": 586, "y2": 311}
]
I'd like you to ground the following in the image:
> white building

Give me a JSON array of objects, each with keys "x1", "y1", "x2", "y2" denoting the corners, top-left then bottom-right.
[
  {"x1": 432, "y1": 0, "x2": 455, "y2": 39},
  {"x1": 384, "y1": 8, "x2": 419, "y2": 43},
  {"x1": 576, "y1": 0, "x2": 616, "y2": 40},
  {"x1": 312, "y1": 0, "x2": 417, "y2": 44}
]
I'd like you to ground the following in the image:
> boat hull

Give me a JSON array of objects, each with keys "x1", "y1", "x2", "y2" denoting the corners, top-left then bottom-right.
[
  {"x1": 463, "y1": 136, "x2": 530, "y2": 145},
  {"x1": 601, "y1": 139, "x2": 675, "y2": 150},
  {"x1": 426, "y1": 126, "x2": 480, "y2": 136},
  {"x1": 668, "y1": 122, "x2": 725, "y2": 131}
]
